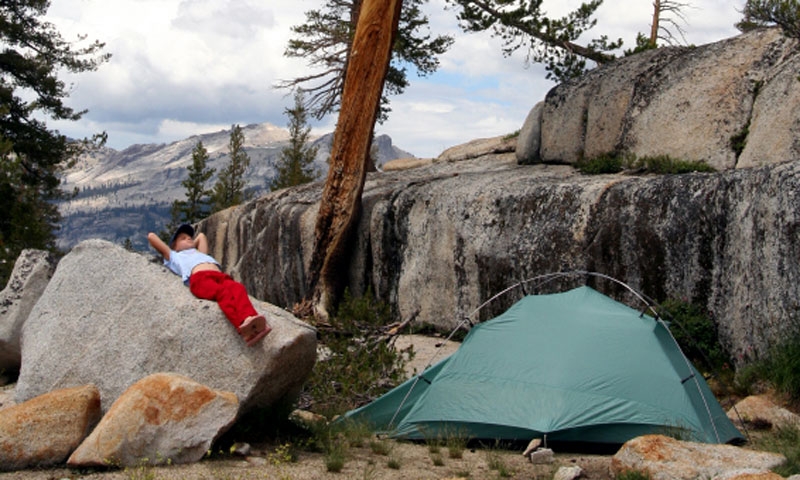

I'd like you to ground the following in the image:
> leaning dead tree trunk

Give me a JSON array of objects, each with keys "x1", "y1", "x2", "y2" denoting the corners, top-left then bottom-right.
[
  {"x1": 303, "y1": 0, "x2": 403, "y2": 320},
  {"x1": 650, "y1": 0, "x2": 661, "y2": 47}
]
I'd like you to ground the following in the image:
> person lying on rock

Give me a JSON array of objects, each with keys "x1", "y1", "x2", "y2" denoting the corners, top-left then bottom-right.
[{"x1": 147, "y1": 224, "x2": 270, "y2": 347}]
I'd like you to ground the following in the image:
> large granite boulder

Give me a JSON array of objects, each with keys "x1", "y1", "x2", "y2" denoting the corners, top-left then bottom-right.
[
  {"x1": 518, "y1": 27, "x2": 799, "y2": 170},
  {"x1": 193, "y1": 28, "x2": 800, "y2": 370},
  {"x1": 14, "y1": 239, "x2": 316, "y2": 414},
  {"x1": 0, "y1": 384, "x2": 100, "y2": 471},
  {"x1": 68, "y1": 373, "x2": 238, "y2": 467},
  {"x1": 0, "y1": 249, "x2": 57, "y2": 372},
  {"x1": 611, "y1": 434, "x2": 786, "y2": 480},
  {"x1": 200, "y1": 153, "x2": 800, "y2": 368}
]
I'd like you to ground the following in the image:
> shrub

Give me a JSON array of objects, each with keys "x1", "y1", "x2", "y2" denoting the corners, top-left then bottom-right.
[
  {"x1": 484, "y1": 443, "x2": 513, "y2": 477},
  {"x1": 616, "y1": 470, "x2": 652, "y2": 480},
  {"x1": 575, "y1": 153, "x2": 623, "y2": 174},
  {"x1": 730, "y1": 126, "x2": 749, "y2": 157},
  {"x1": 503, "y1": 130, "x2": 521, "y2": 140},
  {"x1": 756, "y1": 332, "x2": 800, "y2": 402},
  {"x1": 576, "y1": 153, "x2": 715, "y2": 175},
  {"x1": 324, "y1": 440, "x2": 347, "y2": 473},
  {"x1": 630, "y1": 155, "x2": 715, "y2": 174},
  {"x1": 369, "y1": 439, "x2": 392, "y2": 456},
  {"x1": 303, "y1": 288, "x2": 413, "y2": 417},
  {"x1": 752, "y1": 423, "x2": 800, "y2": 476},
  {"x1": 659, "y1": 299, "x2": 731, "y2": 375},
  {"x1": 447, "y1": 434, "x2": 468, "y2": 459}
]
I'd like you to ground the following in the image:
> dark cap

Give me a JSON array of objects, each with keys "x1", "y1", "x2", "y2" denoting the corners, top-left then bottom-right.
[{"x1": 169, "y1": 223, "x2": 195, "y2": 248}]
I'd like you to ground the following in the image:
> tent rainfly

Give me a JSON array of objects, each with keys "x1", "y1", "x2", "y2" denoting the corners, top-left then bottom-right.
[{"x1": 344, "y1": 286, "x2": 743, "y2": 445}]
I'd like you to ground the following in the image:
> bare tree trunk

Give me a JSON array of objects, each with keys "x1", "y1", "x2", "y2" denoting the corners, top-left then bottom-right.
[
  {"x1": 302, "y1": 0, "x2": 403, "y2": 320},
  {"x1": 650, "y1": 0, "x2": 661, "y2": 47}
]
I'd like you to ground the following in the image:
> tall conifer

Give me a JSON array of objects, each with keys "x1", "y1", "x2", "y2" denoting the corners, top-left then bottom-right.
[
  {"x1": 271, "y1": 92, "x2": 320, "y2": 191},
  {"x1": 212, "y1": 125, "x2": 251, "y2": 212}
]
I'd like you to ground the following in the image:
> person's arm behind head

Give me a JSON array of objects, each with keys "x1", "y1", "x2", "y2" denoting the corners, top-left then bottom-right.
[
  {"x1": 147, "y1": 232, "x2": 171, "y2": 260},
  {"x1": 194, "y1": 232, "x2": 209, "y2": 254}
]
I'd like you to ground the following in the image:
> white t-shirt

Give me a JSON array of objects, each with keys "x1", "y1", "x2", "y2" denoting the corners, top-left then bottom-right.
[{"x1": 163, "y1": 248, "x2": 220, "y2": 285}]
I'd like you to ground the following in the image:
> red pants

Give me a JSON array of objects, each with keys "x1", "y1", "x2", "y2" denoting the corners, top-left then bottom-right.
[{"x1": 189, "y1": 270, "x2": 257, "y2": 329}]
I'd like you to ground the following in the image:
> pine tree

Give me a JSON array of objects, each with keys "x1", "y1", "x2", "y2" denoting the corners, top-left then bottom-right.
[
  {"x1": 280, "y1": 0, "x2": 453, "y2": 123},
  {"x1": 171, "y1": 141, "x2": 215, "y2": 226},
  {"x1": 212, "y1": 125, "x2": 251, "y2": 212},
  {"x1": 0, "y1": 0, "x2": 109, "y2": 285},
  {"x1": 270, "y1": 92, "x2": 320, "y2": 192},
  {"x1": 444, "y1": 0, "x2": 621, "y2": 82},
  {"x1": 739, "y1": 0, "x2": 800, "y2": 38}
]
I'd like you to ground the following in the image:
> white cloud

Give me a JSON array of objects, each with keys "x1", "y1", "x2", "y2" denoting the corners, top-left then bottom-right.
[
  {"x1": 43, "y1": 0, "x2": 745, "y2": 159},
  {"x1": 157, "y1": 119, "x2": 231, "y2": 140}
]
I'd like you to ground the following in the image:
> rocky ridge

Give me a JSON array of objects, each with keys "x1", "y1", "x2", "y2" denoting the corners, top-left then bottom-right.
[{"x1": 58, "y1": 124, "x2": 412, "y2": 251}]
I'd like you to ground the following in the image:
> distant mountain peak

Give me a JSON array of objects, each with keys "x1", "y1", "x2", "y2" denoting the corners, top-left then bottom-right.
[{"x1": 57, "y1": 123, "x2": 414, "y2": 251}]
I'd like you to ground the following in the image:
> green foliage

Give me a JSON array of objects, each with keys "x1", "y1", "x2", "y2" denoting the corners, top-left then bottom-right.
[
  {"x1": 212, "y1": 125, "x2": 251, "y2": 212},
  {"x1": 730, "y1": 126, "x2": 750, "y2": 157},
  {"x1": 484, "y1": 443, "x2": 513, "y2": 477},
  {"x1": 368, "y1": 439, "x2": 392, "y2": 455},
  {"x1": 615, "y1": 470, "x2": 652, "y2": 480},
  {"x1": 752, "y1": 423, "x2": 800, "y2": 476},
  {"x1": 575, "y1": 153, "x2": 624, "y2": 174},
  {"x1": 577, "y1": 153, "x2": 716, "y2": 175},
  {"x1": 447, "y1": 435, "x2": 466, "y2": 459},
  {"x1": 628, "y1": 155, "x2": 716, "y2": 174},
  {"x1": 503, "y1": 130, "x2": 521, "y2": 140},
  {"x1": 171, "y1": 140, "x2": 215, "y2": 225},
  {"x1": 270, "y1": 91, "x2": 320, "y2": 192},
  {"x1": 751, "y1": 332, "x2": 800, "y2": 402},
  {"x1": 282, "y1": 0, "x2": 453, "y2": 123},
  {"x1": 0, "y1": 0, "x2": 110, "y2": 286},
  {"x1": 324, "y1": 439, "x2": 347, "y2": 472},
  {"x1": 659, "y1": 299, "x2": 731, "y2": 374},
  {"x1": 444, "y1": 0, "x2": 622, "y2": 82},
  {"x1": 624, "y1": 32, "x2": 658, "y2": 56},
  {"x1": 268, "y1": 442, "x2": 298, "y2": 465},
  {"x1": 303, "y1": 288, "x2": 412, "y2": 418},
  {"x1": 741, "y1": 0, "x2": 800, "y2": 39}
]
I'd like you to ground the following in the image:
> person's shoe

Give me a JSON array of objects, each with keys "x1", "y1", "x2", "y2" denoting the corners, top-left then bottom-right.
[
  {"x1": 245, "y1": 323, "x2": 271, "y2": 347},
  {"x1": 239, "y1": 315, "x2": 271, "y2": 346}
]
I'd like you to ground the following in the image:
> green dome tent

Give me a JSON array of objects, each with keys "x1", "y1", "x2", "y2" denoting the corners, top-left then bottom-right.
[{"x1": 344, "y1": 286, "x2": 743, "y2": 445}]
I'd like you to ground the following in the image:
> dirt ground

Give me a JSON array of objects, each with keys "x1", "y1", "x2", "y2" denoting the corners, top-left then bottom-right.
[
  {"x1": 0, "y1": 442, "x2": 615, "y2": 480},
  {"x1": 4, "y1": 335, "x2": 791, "y2": 480},
  {"x1": 0, "y1": 335, "x2": 619, "y2": 479}
]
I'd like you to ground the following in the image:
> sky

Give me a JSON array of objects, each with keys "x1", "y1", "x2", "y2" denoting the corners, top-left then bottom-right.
[{"x1": 44, "y1": 0, "x2": 743, "y2": 159}]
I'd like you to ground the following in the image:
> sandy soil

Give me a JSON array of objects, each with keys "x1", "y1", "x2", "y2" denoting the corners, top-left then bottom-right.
[
  {"x1": 0, "y1": 335, "x2": 617, "y2": 479},
  {"x1": 0, "y1": 442, "x2": 615, "y2": 480}
]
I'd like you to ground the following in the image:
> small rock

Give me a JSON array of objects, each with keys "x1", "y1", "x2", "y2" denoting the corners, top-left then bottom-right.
[
  {"x1": 529, "y1": 447, "x2": 554, "y2": 464},
  {"x1": 522, "y1": 437, "x2": 542, "y2": 457},
  {"x1": 246, "y1": 456, "x2": 268, "y2": 466},
  {"x1": 231, "y1": 442, "x2": 251, "y2": 456},
  {"x1": 554, "y1": 465, "x2": 583, "y2": 480},
  {"x1": 290, "y1": 408, "x2": 327, "y2": 428}
]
